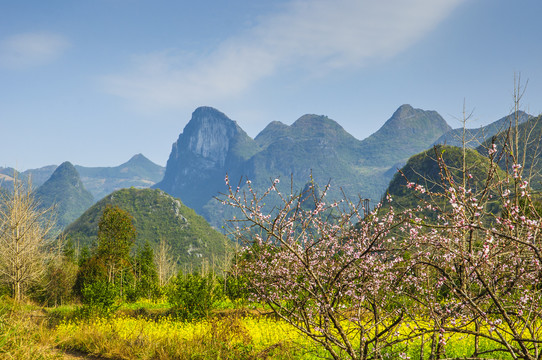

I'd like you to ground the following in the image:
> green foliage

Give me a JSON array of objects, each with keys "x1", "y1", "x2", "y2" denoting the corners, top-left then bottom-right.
[
  {"x1": 75, "y1": 206, "x2": 137, "y2": 304},
  {"x1": 79, "y1": 280, "x2": 118, "y2": 316},
  {"x1": 168, "y1": 272, "x2": 223, "y2": 321},
  {"x1": 74, "y1": 256, "x2": 108, "y2": 298},
  {"x1": 96, "y1": 205, "x2": 136, "y2": 281},
  {"x1": 39, "y1": 256, "x2": 78, "y2": 306},
  {"x1": 127, "y1": 241, "x2": 160, "y2": 302},
  {"x1": 78, "y1": 245, "x2": 90, "y2": 266},
  {"x1": 479, "y1": 113, "x2": 542, "y2": 190},
  {"x1": 222, "y1": 274, "x2": 251, "y2": 303}
]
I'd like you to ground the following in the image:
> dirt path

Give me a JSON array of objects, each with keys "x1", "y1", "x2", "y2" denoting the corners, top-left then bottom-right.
[{"x1": 52, "y1": 348, "x2": 112, "y2": 360}]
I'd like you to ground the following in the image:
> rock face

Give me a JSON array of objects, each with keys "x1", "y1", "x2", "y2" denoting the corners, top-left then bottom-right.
[
  {"x1": 155, "y1": 107, "x2": 260, "y2": 212},
  {"x1": 34, "y1": 161, "x2": 94, "y2": 229}
]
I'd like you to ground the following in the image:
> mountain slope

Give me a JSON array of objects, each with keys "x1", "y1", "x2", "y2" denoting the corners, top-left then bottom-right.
[
  {"x1": 62, "y1": 188, "x2": 229, "y2": 268},
  {"x1": 34, "y1": 162, "x2": 94, "y2": 229},
  {"x1": 246, "y1": 114, "x2": 369, "y2": 200},
  {"x1": 157, "y1": 105, "x2": 453, "y2": 227},
  {"x1": 478, "y1": 113, "x2": 542, "y2": 189},
  {"x1": 434, "y1": 111, "x2": 532, "y2": 148},
  {"x1": 385, "y1": 145, "x2": 505, "y2": 212}
]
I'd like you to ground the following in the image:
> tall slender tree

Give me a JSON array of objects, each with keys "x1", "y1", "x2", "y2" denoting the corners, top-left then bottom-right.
[{"x1": 96, "y1": 205, "x2": 136, "y2": 286}]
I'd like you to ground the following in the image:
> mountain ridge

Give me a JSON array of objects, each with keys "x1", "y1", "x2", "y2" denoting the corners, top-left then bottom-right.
[{"x1": 156, "y1": 105, "x2": 454, "y2": 227}]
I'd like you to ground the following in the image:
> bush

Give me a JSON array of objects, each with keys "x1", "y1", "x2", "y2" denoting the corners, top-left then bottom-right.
[
  {"x1": 167, "y1": 272, "x2": 223, "y2": 321},
  {"x1": 79, "y1": 280, "x2": 118, "y2": 316}
]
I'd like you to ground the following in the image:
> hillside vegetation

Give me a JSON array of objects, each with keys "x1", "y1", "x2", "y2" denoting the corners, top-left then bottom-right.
[{"x1": 62, "y1": 187, "x2": 229, "y2": 270}]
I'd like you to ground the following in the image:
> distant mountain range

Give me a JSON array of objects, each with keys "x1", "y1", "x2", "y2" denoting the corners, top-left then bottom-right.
[
  {"x1": 75, "y1": 153, "x2": 165, "y2": 200},
  {"x1": 0, "y1": 153, "x2": 165, "y2": 201}
]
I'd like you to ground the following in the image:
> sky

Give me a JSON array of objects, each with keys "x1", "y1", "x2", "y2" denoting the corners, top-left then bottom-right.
[{"x1": 1, "y1": 0, "x2": 542, "y2": 170}]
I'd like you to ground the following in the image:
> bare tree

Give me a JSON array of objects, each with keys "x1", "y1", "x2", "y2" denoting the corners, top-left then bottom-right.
[
  {"x1": 0, "y1": 174, "x2": 55, "y2": 302},
  {"x1": 155, "y1": 237, "x2": 177, "y2": 287}
]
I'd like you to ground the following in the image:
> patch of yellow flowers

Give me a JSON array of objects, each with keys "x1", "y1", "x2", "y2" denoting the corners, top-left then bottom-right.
[{"x1": 55, "y1": 314, "x2": 316, "y2": 359}]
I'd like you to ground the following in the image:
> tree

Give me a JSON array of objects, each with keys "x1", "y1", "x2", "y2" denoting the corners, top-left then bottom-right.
[
  {"x1": 131, "y1": 241, "x2": 160, "y2": 301},
  {"x1": 222, "y1": 111, "x2": 542, "y2": 359},
  {"x1": 167, "y1": 270, "x2": 222, "y2": 320},
  {"x1": 222, "y1": 176, "x2": 412, "y2": 359},
  {"x1": 154, "y1": 237, "x2": 177, "y2": 287},
  {"x1": 96, "y1": 205, "x2": 136, "y2": 286},
  {"x1": 0, "y1": 174, "x2": 54, "y2": 302}
]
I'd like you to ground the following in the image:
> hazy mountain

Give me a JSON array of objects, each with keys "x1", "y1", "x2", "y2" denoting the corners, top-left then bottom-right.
[
  {"x1": 0, "y1": 154, "x2": 165, "y2": 203},
  {"x1": 76, "y1": 153, "x2": 165, "y2": 200},
  {"x1": 156, "y1": 105, "x2": 453, "y2": 227},
  {"x1": 34, "y1": 161, "x2": 94, "y2": 229},
  {"x1": 62, "y1": 187, "x2": 229, "y2": 269},
  {"x1": 0, "y1": 165, "x2": 57, "y2": 189},
  {"x1": 358, "y1": 104, "x2": 452, "y2": 166},
  {"x1": 434, "y1": 111, "x2": 532, "y2": 148},
  {"x1": 244, "y1": 113, "x2": 371, "y2": 204}
]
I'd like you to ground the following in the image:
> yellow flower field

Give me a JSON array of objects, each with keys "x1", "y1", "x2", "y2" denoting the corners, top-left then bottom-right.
[{"x1": 55, "y1": 313, "x2": 322, "y2": 359}]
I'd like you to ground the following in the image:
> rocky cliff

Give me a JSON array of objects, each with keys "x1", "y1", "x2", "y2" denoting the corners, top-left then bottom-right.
[{"x1": 154, "y1": 107, "x2": 260, "y2": 212}]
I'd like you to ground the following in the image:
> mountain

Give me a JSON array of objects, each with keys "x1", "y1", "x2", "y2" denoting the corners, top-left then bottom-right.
[
  {"x1": 155, "y1": 107, "x2": 260, "y2": 212},
  {"x1": 358, "y1": 104, "x2": 452, "y2": 167},
  {"x1": 62, "y1": 187, "x2": 229, "y2": 269},
  {"x1": 75, "y1": 154, "x2": 165, "y2": 200},
  {"x1": 34, "y1": 162, "x2": 94, "y2": 229},
  {"x1": 156, "y1": 105, "x2": 453, "y2": 227},
  {"x1": 245, "y1": 113, "x2": 370, "y2": 202},
  {"x1": 1, "y1": 154, "x2": 165, "y2": 201},
  {"x1": 434, "y1": 111, "x2": 532, "y2": 148}
]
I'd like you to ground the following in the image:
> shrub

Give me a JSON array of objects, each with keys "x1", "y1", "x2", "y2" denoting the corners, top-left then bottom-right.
[{"x1": 167, "y1": 272, "x2": 223, "y2": 320}]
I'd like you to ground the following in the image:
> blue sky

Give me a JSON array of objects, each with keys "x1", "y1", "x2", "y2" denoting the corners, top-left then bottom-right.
[{"x1": 1, "y1": 0, "x2": 541, "y2": 170}]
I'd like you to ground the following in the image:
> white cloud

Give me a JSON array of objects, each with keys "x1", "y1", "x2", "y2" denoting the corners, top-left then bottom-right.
[
  {"x1": 102, "y1": 0, "x2": 465, "y2": 109},
  {"x1": 0, "y1": 32, "x2": 70, "y2": 69}
]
